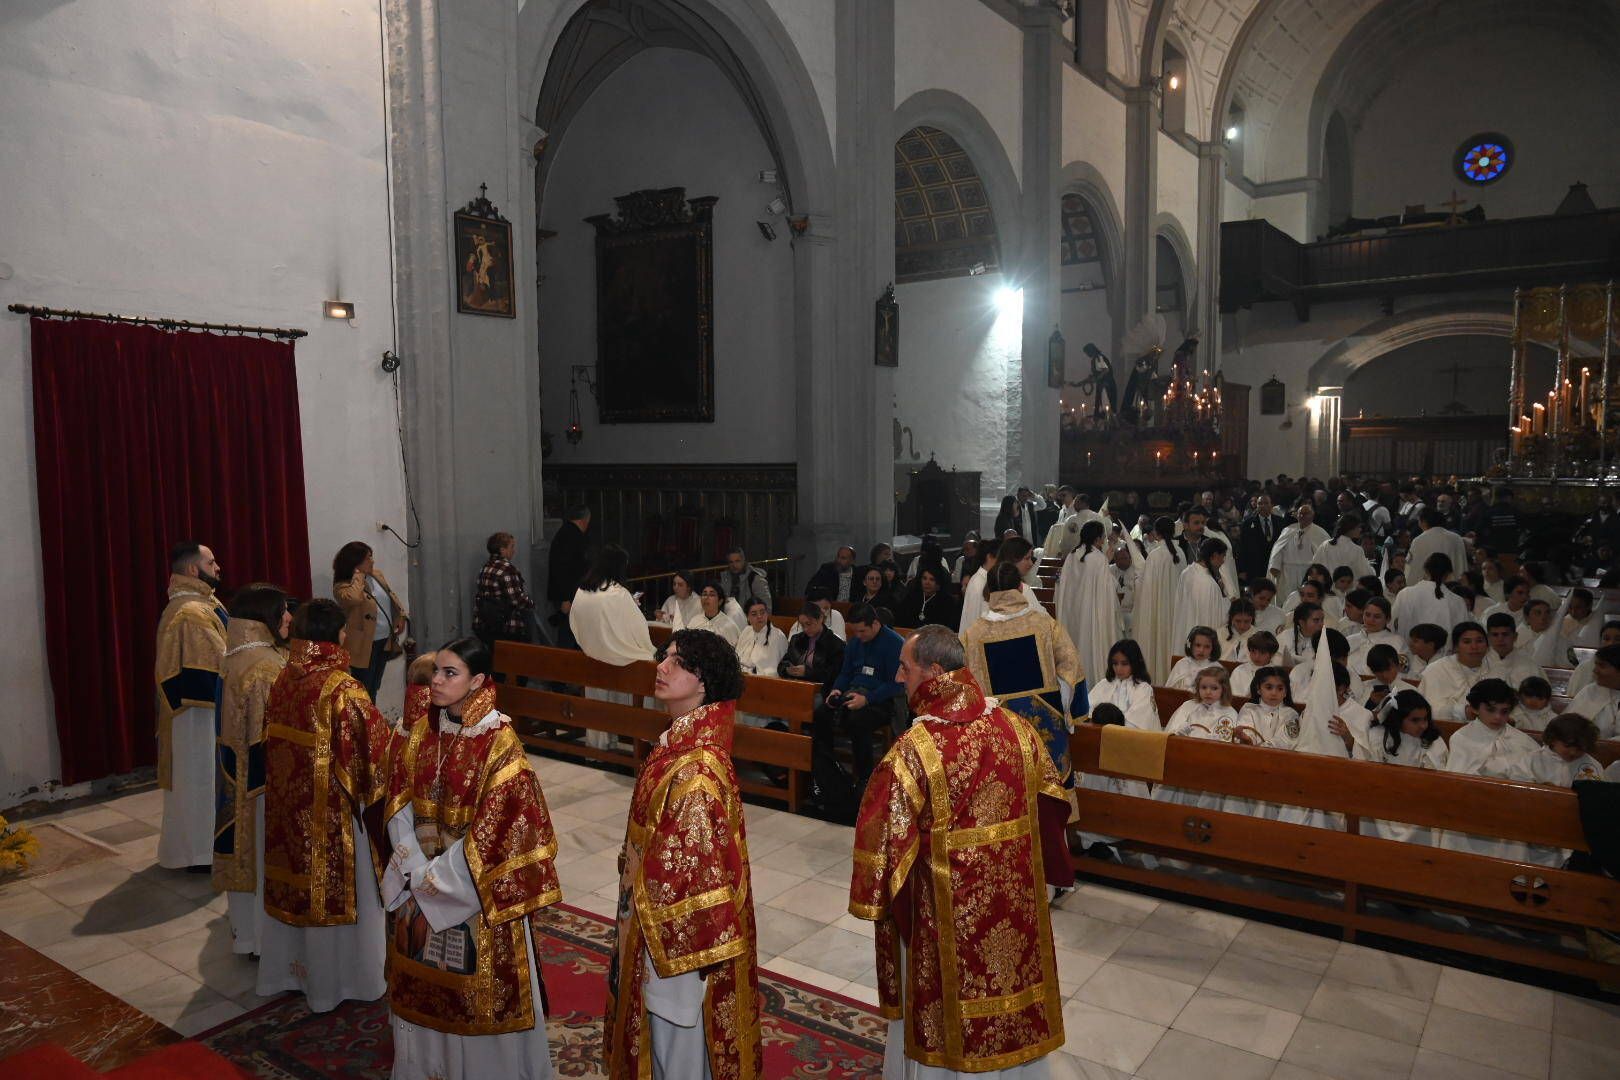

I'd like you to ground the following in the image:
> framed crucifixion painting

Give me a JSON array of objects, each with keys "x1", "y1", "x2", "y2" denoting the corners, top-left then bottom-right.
[{"x1": 586, "y1": 188, "x2": 718, "y2": 423}]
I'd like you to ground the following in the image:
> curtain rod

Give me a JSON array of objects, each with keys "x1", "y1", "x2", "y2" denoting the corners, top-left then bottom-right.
[{"x1": 8, "y1": 303, "x2": 308, "y2": 340}]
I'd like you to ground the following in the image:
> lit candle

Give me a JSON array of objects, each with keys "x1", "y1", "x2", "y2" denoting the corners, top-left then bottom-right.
[
  {"x1": 1533, "y1": 401, "x2": 1545, "y2": 436},
  {"x1": 1580, "y1": 368, "x2": 1591, "y2": 428}
]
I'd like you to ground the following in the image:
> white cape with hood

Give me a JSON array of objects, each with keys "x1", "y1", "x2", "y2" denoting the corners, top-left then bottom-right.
[{"x1": 1056, "y1": 546, "x2": 1118, "y2": 696}]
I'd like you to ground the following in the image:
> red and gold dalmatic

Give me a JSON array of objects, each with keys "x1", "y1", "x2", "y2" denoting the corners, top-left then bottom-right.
[
  {"x1": 262, "y1": 639, "x2": 390, "y2": 926},
  {"x1": 385, "y1": 685, "x2": 562, "y2": 1035},
  {"x1": 605, "y1": 699, "x2": 761, "y2": 1079},
  {"x1": 849, "y1": 668, "x2": 1074, "y2": 1073}
]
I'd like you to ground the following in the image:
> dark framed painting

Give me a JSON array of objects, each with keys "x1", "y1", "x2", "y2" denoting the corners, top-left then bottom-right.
[
  {"x1": 586, "y1": 189, "x2": 718, "y2": 423},
  {"x1": 454, "y1": 185, "x2": 515, "y2": 318}
]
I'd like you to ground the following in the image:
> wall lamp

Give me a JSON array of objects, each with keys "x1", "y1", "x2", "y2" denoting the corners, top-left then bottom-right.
[{"x1": 324, "y1": 300, "x2": 355, "y2": 320}]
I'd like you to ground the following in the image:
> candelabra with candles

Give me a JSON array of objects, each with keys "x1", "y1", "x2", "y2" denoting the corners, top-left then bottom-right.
[{"x1": 1504, "y1": 282, "x2": 1619, "y2": 477}]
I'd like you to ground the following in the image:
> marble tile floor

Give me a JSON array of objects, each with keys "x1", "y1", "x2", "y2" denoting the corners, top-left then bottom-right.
[{"x1": 3, "y1": 754, "x2": 1619, "y2": 1078}]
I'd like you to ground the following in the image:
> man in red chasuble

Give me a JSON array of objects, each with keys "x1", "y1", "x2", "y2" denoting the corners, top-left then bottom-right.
[
  {"x1": 850, "y1": 624, "x2": 1075, "y2": 1078},
  {"x1": 258, "y1": 598, "x2": 392, "y2": 1011},
  {"x1": 605, "y1": 628, "x2": 762, "y2": 1079}
]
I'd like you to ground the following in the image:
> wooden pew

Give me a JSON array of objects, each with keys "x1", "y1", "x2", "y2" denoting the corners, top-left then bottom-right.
[
  {"x1": 1068, "y1": 725, "x2": 1620, "y2": 984},
  {"x1": 491, "y1": 642, "x2": 816, "y2": 810},
  {"x1": 647, "y1": 617, "x2": 798, "y2": 650}
]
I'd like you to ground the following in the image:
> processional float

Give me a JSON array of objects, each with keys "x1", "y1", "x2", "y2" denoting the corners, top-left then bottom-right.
[{"x1": 1505, "y1": 282, "x2": 1618, "y2": 477}]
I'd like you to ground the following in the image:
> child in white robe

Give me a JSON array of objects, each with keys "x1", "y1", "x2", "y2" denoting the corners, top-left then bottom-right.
[
  {"x1": 1566, "y1": 644, "x2": 1620, "y2": 738},
  {"x1": 1567, "y1": 622, "x2": 1620, "y2": 695},
  {"x1": 1418, "y1": 622, "x2": 1492, "y2": 721},
  {"x1": 1279, "y1": 599, "x2": 1326, "y2": 668},
  {"x1": 1165, "y1": 627, "x2": 1220, "y2": 691},
  {"x1": 1353, "y1": 689, "x2": 1448, "y2": 844},
  {"x1": 1440, "y1": 678, "x2": 1540, "y2": 861},
  {"x1": 1250, "y1": 580, "x2": 1286, "y2": 635},
  {"x1": 1153, "y1": 667, "x2": 1241, "y2": 811},
  {"x1": 1404, "y1": 623, "x2": 1447, "y2": 682},
  {"x1": 1510, "y1": 676, "x2": 1555, "y2": 733},
  {"x1": 1230, "y1": 631, "x2": 1280, "y2": 702},
  {"x1": 1485, "y1": 612, "x2": 1541, "y2": 688},
  {"x1": 1337, "y1": 588, "x2": 1370, "y2": 642},
  {"x1": 1219, "y1": 600, "x2": 1257, "y2": 662},
  {"x1": 1234, "y1": 667, "x2": 1300, "y2": 821},
  {"x1": 1348, "y1": 597, "x2": 1403, "y2": 676},
  {"x1": 1291, "y1": 628, "x2": 1351, "y2": 703},
  {"x1": 1507, "y1": 713, "x2": 1607, "y2": 867},
  {"x1": 1092, "y1": 640, "x2": 1160, "y2": 730},
  {"x1": 1360, "y1": 645, "x2": 1420, "y2": 711}
]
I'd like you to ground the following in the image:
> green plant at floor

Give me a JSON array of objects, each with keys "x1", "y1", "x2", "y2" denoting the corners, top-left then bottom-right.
[{"x1": 0, "y1": 813, "x2": 40, "y2": 876}]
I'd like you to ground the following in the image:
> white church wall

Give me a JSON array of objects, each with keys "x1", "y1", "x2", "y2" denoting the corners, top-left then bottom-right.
[
  {"x1": 763, "y1": 0, "x2": 837, "y2": 154},
  {"x1": 1249, "y1": 191, "x2": 1310, "y2": 242},
  {"x1": 1156, "y1": 133, "x2": 1201, "y2": 266},
  {"x1": 1350, "y1": 23, "x2": 1620, "y2": 220},
  {"x1": 1062, "y1": 71, "x2": 1128, "y2": 209},
  {"x1": 0, "y1": 2, "x2": 406, "y2": 806},
  {"x1": 895, "y1": 273, "x2": 1021, "y2": 516},
  {"x1": 538, "y1": 47, "x2": 796, "y2": 465},
  {"x1": 895, "y1": 0, "x2": 1024, "y2": 185},
  {"x1": 1223, "y1": 179, "x2": 1253, "y2": 223}
]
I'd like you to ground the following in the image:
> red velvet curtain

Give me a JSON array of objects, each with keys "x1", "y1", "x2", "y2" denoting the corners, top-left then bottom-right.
[{"x1": 30, "y1": 317, "x2": 314, "y2": 784}]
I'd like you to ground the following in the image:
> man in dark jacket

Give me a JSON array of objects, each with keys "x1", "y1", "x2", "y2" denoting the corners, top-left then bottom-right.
[
  {"x1": 545, "y1": 506, "x2": 591, "y2": 648},
  {"x1": 806, "y1": 545, "x2": 858, "y2": 602},
  {"x1": 1236, "y1": 493, "x2": 1287, "y2": 586}
]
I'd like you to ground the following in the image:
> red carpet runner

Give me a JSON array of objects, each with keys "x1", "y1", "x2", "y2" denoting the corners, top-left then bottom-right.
[{"x1": 198, "y1": 904, "x2": 887, "y2": 1078}]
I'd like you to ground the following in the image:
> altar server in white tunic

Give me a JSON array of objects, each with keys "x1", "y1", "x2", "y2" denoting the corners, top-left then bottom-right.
[
  {"x1": 1268, "y1": 502, "x2": 1329, "y2": 593},
  {"x1": 1566, "y1": 644, "x2": 1620, "y2": 738},
  {"x1": 154, "y1": 541, "x2": 228, "y2": 871},
  {"x1": 1136, "y1": 517, "x2": 1185, "y2": 684},
  {"x1": 570, "y1": 545, "x2": 658, "y2": 748},
  {"x1": 1392, "y1": 553, "x2": 1469, "y2": 636},
  {"x1": 654, "y1": 570, "x2": 702, "y2": 629},
  {"x1": 1418, "y1": 622, "x2": 1493, "y2": 721},
  {"x1": 1056, "y1": 521, "x2": 1120, "y2": 692},
  {"x1": 1312, "y1": 514, "x2": 1374, "y2": 589}
]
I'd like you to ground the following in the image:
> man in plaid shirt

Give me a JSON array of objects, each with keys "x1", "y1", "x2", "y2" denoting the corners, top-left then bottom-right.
[{"x1": 473, "y1": 531, "x2": 535, "y2": 648}]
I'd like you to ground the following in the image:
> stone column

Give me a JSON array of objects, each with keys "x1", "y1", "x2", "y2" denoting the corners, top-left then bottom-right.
[
  {"x1": 1014, "y1": 0, "x2": 1066, "y2": 489},
  {"x1": 788, "y1": 0, "x2": 893, "y2": 581},
  {"x1": 385, "y1": 0, "x2": 535, "y2": 643},
  {"x1": 1122, "y1": 84, "x2": 1158, "y2": 330},
  {"x1": 1195, "y1": 140, "x2": 1226, "y2": 371}
]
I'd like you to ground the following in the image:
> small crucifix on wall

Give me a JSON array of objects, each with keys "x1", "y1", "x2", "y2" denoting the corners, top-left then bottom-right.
[
  {"x1": 1440, "y1": 189, "x2": 1468, "y2": 226},
  {"x1": 1439, "y1": 358, "x2": 1476, "y2": 414}
]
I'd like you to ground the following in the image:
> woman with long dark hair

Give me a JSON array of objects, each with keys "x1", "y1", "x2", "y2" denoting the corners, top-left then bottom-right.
[
  {"x1": 993, "y1": 494, "x2": 1020, "y2": 538},
  {"x1": 332, "y1": 540, "x2": 407, "y2": 700},
  {"x1": 383, "y1": 636, "x2": 562, "y2": 1078}
]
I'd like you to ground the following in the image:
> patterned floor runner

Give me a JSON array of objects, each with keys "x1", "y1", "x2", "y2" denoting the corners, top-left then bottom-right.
[{"x1": 198, "y1": 904, "x2": 887, "y2": 1078}]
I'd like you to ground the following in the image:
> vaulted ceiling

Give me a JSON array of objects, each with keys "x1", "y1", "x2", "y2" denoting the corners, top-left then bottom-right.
[{"x1": 1119, "y1": 0, "x2": 1620, "y2": 183}]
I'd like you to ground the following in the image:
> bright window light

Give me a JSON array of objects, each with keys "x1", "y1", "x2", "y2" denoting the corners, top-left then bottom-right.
[
  {"x1": 994, "y1": 286, "x2": 1024, "y2": 315},
  {"x1": 1225, "y1": 125, "x2": 1240, "y2": 141}
]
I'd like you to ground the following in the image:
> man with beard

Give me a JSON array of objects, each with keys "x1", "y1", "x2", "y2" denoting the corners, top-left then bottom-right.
[{"x1": 154, "y1": 540, "x2": 228, "y2": 871}]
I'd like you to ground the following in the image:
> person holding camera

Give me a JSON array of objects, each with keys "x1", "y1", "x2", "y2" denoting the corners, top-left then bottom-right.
[{"x1": 811, "y1": 604, "x2": 904, "y2": 800}]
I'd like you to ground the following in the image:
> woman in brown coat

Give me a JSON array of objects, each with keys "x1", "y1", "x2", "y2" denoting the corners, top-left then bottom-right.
[{"x1": 332, "y1": 541, "x2": 407, "y2": 699}]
